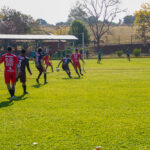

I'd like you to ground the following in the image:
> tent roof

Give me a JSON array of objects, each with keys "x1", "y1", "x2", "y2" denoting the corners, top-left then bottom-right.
[{"x1": 0, "y1": 34, "x2": 78, "y2": 40}]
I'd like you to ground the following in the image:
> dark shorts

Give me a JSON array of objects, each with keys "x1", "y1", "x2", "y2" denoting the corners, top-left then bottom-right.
[
  {"x1": 62, "y1": 65, "x2": 69, "y2": 71},
  {"x1": 18, "y1": 73, "x2": 26, "y2": 83}
]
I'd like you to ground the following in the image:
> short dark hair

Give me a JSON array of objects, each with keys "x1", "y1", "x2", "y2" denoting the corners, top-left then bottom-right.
[
  {"x1": 75, "y1": 48, "x2": 78, "y2": 52},
  {"x1": 66, "y1": 54, "x2": 69, "y2": 57},
  {"x1": 7, "y1": 46, "x2": 12, "y2": 52},
  {"x1": 38, "y1": 47, "x2": 42, "y2": 53},
  {"x1": 21, "y1": 49, "x2": 26, "y2": 54}
]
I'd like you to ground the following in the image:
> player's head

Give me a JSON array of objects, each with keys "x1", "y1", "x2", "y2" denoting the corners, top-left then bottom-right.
[
  {"x1": 38, "y1": 47, "x2": 42, "y2": 53},
  {"x1": 21, "y1": 49, "x2": 26, "y2": 55},
  {"x1": 75, "y1": 48, "x2": 79, "y2": 53},
  {"x1": 7, "y1": 46, "x2": 12, "y2": 53}
]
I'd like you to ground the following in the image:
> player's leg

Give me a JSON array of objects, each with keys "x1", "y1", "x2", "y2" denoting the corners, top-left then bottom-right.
[
  {"x1": 50, "y1": 64, "x2": 54, "y2": 72},
  {"x1": 10, "y1": 72, "x2": 17, "y2": 98},
  {"x1": 66, "y1": 67, "x2": 72, "y2": 78},
  {"x1": 21, "y1": 74, "x2": 28, "y2": 94},
  {"x1": 73, "y1": 63, "x2": 80, "y2": 78},
  {"x1": 46, "y1": 65, "x2": 48, "y2": 71},
  {"x1": 11, "y1": 83, "x2": 16, "y2": 97},
  {"x1": 75, "y1": 69, "x2": 80, "y2": 78},
  {"x1": 36, "y1": 67, "x2": 43, "y2": 83},
  {"x1": 6, "y1": 83, "x2": 13, "y2": 97},
  {"x1": 78, "y1": 63, "x2": 83, "y2": 76},
  {"x1": 43, "y1": 67, "x2": 47, "y2": 84},
  {"x1": 5, "y1": 72, "x2": 12, "y2": 97},
  {"x1": 128, "y1": 55, "x2": 130, "y2": 61}
]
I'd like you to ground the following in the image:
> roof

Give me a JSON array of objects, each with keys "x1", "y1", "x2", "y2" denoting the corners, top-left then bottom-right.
[{"x1": 0, "y1": 34, "x2": 78, "y2": 40}]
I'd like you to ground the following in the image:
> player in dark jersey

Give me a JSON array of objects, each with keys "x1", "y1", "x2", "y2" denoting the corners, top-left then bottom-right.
[
  {"x1": 57, "y1": 55, "x2": 74, "y2": 78},
  {"x1": 17, "y1": 49, "x2": 32, "y2": 94},
  {"x1": 0, "y1": 46, "x2": 19, "y2": 100},
  {"x1": 35, "y1": 47, "x2": 47, "y2": 84}
]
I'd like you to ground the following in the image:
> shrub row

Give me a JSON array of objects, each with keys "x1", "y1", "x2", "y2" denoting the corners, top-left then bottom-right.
[{"x1": 116, "y1": 48, "x2": 142, "y2": 57}]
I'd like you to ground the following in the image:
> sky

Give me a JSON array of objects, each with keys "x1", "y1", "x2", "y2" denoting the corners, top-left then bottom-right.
[{"x1": 0, "y1": 0, "x2": 149, "y2": 25}]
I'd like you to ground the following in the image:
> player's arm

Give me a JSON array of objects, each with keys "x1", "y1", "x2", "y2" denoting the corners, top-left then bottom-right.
[
  {"x1": 15, "y1": 57, "x2": 19, "y2": 75},
  {"x1": 80, "y1": 55, "x2": 85, "y2": 63},
  {"x1": 26, "y1": 58, "x2": 32, "y2": 75},
  {"x1": 57, "y1": 59, "x2": 63, "y2": 68},
  {"x1": 70, "y1": 60, "x2": 74, "y2": 68},
  {"x1": 43, "y1": 57, "x2": 46, "y2": 65}
]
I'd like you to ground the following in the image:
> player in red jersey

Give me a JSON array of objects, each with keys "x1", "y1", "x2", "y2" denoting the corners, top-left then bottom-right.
[
  {"x1": 0, "y1": 46, "x2": 19, "y2": 100},
  {"x1": 71, "y1": 48, "x2": 84, "y2": 78},
  {"x1": 43, "y1": 53, "x2": 53, "y2": 72}
]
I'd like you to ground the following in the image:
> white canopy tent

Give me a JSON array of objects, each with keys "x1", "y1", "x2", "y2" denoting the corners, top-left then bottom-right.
[{"x1": 0, "y1": 34, "x2": 78, "y2": 41}]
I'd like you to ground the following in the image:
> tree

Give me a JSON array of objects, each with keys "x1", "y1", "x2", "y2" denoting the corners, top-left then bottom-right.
[
  {"x1": 68, "y1": 2, "x2": 87, "y2": 23},
  {"x1": 77, "y1": 0, "x2": 123, "y2": 50},
  {"x1": 123, "y1": 15, "x2": 135, "y2": 25},
  {"x1": 69, "y1": 20, "x2": 90, "y2": 45},
  {"x1": 36, "y1": 19, "x2": 48, "y2": 26},
  {"x1": 0, "y1": 7, "x2": 38, "y2": 34},
  {"x1": 135, "y1": 3, "x2": 150, "y2": 44}
]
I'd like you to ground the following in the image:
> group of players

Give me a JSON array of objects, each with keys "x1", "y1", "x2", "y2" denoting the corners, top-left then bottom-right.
[{"x1": 0, "y1": 46, "x2": 84, "y2": 100}]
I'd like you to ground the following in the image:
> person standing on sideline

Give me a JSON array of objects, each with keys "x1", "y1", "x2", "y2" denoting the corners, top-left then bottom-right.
[
  {"x1": 17, "y1": 49, "x2": 32, "y2": 95},
  {"x1": 86, "y1": 50, "x2": 89, "y2": 59},
  {"x1": 97, "y1": 50, "x2": 102, "y2": 64},
  {"x1": 35, "y1": 47, "x2": 47, "y2": 84},
  {"x1": 126, "y1": 48, "x2": 130, "y2": 61},
  {"x1": 71, "y1": 48, "x2": 84, "y2": 78},
  {"x1": 0, "y1": 46, "x2": 19, "y2": 100}
]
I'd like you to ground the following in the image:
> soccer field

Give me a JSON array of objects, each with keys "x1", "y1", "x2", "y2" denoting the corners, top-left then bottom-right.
[{"x1": 0, "y1": 58, "x2": 150, "y2": 150}]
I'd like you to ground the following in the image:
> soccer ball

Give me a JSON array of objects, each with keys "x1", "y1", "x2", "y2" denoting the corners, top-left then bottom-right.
[{"x1": 56, "y1": 68, "x2": 60, "y2": 72}]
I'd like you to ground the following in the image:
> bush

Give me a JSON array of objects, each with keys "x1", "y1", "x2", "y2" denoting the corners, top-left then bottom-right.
[
  {"x1": 115, "y1": 50, "x2": 123, "y2": 57},
  {"x1": 133, "y1": 48, "x2": 141, "y2": 57}
]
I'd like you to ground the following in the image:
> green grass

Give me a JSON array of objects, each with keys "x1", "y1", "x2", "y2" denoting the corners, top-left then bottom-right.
[{"x1": 0, "y1": 58, "x2": 150, "y2": 150}]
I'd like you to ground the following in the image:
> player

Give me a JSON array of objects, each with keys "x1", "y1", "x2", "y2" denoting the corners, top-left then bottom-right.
[
  {"x1": 17, "y1": 49, "x2": 32, "y2": 95},
  {"x1": 97, "y1": 50, "x2": 101, "y2": 64},
  {"x1": 57, "y1": 55, "x2": 74, "y2": 78},
  {"x1": 126, "y1": 48, "x2": 130, "y2": 61},
  {"x1": 35, "y1": 47, "x2": 47, "y2": 84},
  {"x1": 71, "y1": 48, "x2": 84, "y2": 78},
  {"x1": 0, "y1": 46, "x2": 19, "y2": 100},
  {"x1": 43, "y1": 53, "x2": 53, "y2": 72}
]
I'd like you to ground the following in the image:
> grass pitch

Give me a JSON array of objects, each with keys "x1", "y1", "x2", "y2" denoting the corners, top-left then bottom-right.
[{"x1": 0, "y1": 58, "x2": 150, "y2": 150}]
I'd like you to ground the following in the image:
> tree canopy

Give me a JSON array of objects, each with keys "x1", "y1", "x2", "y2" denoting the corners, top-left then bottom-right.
[
  {"x1": 123, "y1": 15, "x2": 135, "y2": 25},
  {"x1": 70, "y1": 0, "x2": 123, "y2": 50},
  {"x1": 69, "y1": 20, "x2": 90, "y2": 45},
  {"x1": 0, "y1": 7, "x2": 39, "y2": 34},
  {"x1": 135, "y1": 3, "x2": 150, "y2": 43}
]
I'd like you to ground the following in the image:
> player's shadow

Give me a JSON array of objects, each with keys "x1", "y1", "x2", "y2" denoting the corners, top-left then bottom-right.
[
  {"x1": 32, "y1": 84, "x2": 44, "y2": 88},
  {"x1": 62, "y1": 77, "x2": 81, "y2": 80},
  {"x1": 0, "y1": 101, "x2": 13, "y2": 108},
  {"x1": 14, "y1": 95, "x2": 28, "y2": 101},
  {"x1": 62, "y1": 78, "x2": 71, "y2": 80}
]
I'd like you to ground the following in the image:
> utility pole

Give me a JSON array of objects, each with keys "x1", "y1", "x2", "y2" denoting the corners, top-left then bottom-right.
[{"x1": 82, "y1": 32, "x2": 85, "y2": 61}]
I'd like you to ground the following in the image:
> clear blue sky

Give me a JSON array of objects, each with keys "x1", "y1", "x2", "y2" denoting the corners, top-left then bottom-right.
[{"x1": 0, "y1": 0, "x2": 149, "y2": 24}]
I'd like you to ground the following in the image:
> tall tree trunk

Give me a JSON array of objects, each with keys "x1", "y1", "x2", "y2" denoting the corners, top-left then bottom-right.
[{"x1": 96, "y1": 37, "x2": 100, "y2": 52}]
